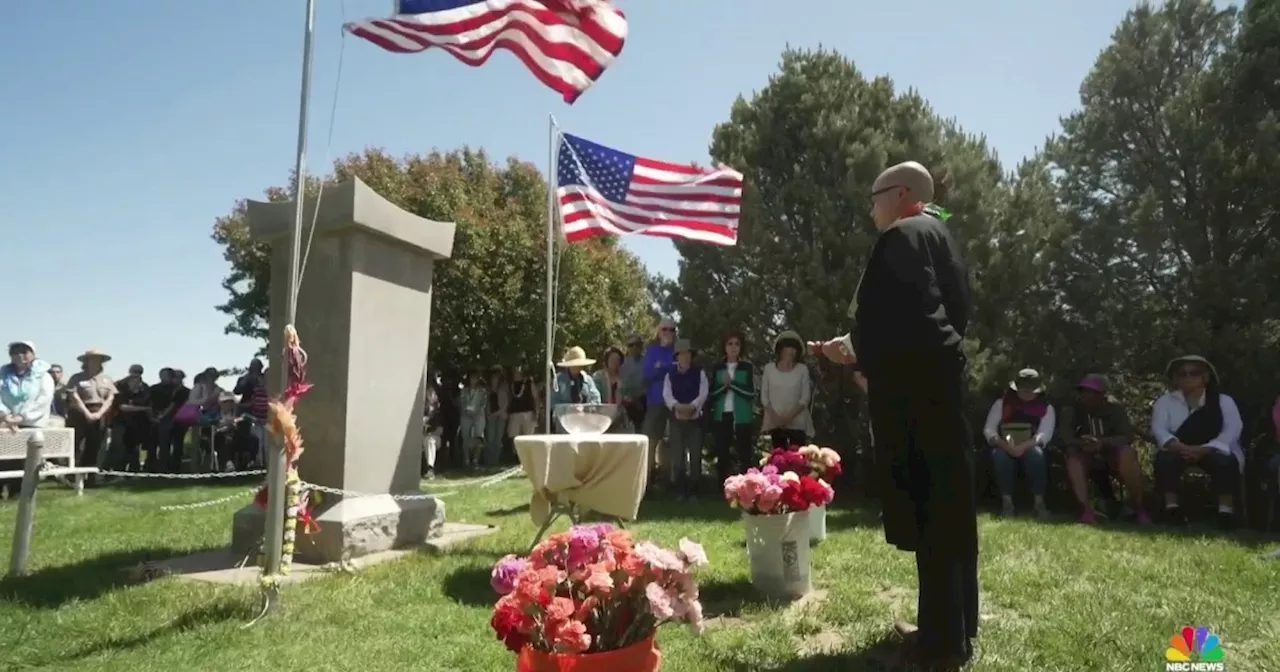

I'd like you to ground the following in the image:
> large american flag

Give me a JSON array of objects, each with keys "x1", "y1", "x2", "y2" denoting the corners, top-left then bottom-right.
[
  {"x1": 344, "y1": 0, "x2": 627, "y2": 103},
  {"x1": 556, "y1": 133, "x2": 744, "y2": 246}
]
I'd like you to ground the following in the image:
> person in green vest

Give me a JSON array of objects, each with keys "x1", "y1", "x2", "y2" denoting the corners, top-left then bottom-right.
[{"x1": 707, "y1": 331, "x2": 758, "y2": 482}]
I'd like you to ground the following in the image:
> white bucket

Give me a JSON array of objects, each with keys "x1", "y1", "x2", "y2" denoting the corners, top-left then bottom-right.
[
  {"x1": 809, "y1": 504, "x2": 827, "y2": 544},
  {"x1": 743, "y1": 511, "x2": 812, "y2": 600}
]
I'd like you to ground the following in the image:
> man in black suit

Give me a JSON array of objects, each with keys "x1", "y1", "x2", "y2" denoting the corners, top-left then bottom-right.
[{"x1": 811, "y1": 161, "x2": 978, "y2": 669}]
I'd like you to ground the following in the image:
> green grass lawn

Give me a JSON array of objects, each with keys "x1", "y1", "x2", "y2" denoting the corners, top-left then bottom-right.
[{"x1": 2, "y1": 475, "x2": 1278, "y2": 671}]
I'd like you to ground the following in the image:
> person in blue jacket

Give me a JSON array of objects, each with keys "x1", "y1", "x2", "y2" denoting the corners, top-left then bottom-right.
[{"x1": 641, "y1": 318, "x2": 677, "y2": 480}]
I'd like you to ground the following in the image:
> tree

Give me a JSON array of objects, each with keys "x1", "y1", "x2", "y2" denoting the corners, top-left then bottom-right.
[
  {"x1": 211, "y1": 148, "x2": 653, "y2": 373},
  {"x1": 664, "y1": 47, "x2": 1006, "y2": 446},
  {"x1": 1043, "y1": 0, "x2": 1280, "y2": 421}
]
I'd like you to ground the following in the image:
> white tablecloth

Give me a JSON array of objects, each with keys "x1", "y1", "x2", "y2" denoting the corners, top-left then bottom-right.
[{"x1": 514, "y1": 434, "x2": 649, "y2": 526}]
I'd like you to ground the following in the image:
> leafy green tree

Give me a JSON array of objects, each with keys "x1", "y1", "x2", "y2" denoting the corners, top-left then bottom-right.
[
  {"x1": 211, "y1": 147, "x2": 653, "y2": 373},
  {"x1": 664, "y1": 47, "x2": 1006, "y2": 443},
  {"x1": 1044, "y1": 0, "x2": 1280, "y2": 423}
]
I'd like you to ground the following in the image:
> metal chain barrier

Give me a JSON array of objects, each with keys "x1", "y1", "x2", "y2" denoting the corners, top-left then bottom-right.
[
  {"x1": 97, "y1": 469, "x2": 266, "y2": 479},
  {"x1": 94, "y1": 485, "x2": 264, "y2": 512},
  {"x1": 299, "y1": 464, "x2": 522, "y2": 500}
]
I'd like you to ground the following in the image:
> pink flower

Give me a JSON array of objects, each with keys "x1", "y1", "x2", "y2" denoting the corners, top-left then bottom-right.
[
  {"x1": 549, "y1": 619, "x2": 591, "y2": 654},
  {"x1": 490, "y1": 554, "x2": 530, "y2": 595},
  {"x1": 584, "y1": 565, "x2": 614, "y2": 594},
  {"x1": 737, "y1": 476, "x2": 765, "y2": 509},
  {"x1": 645, "y1": 581, "x2": 674, "y2": 619},
  {"x1": 678, "y1": 538, "x2": 708, "y2": 567},
  {"x1": 757, "y1": 483, "x2": 783, "y2": 513},
  {"x1": 685, "y1": 599, "x2": 705, "y2": 634},
  {"x1": 635, "y1": 541, "x2": 685, "y2": 572},
  {"x1": 566, "y1": 526, "x2": 603, "y2": 569}
]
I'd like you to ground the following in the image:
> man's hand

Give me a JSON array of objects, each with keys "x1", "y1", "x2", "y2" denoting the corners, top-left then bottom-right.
[
  {"x1": 810, "y1": 339, "x2": 856, "y2": 365},
  {"x1": 852, "y1": 371, "x2": 868, "y2": 393}
]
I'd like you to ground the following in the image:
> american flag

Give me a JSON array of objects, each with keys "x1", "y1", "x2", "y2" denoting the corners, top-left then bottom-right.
[
  {"x1": 556, "y1": 133, "x2": 744, "y2": 246},
  {"x1": 344, "y1": 0, "x2": 627, "y2": 103}
]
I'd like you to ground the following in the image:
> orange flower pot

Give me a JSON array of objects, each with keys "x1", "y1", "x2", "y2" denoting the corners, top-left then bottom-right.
[{"x1": 517, "y1": 635, "x2": 661, "y2": 672}]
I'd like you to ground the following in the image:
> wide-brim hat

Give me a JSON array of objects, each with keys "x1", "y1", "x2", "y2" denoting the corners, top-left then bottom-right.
[
  {"x1": 1165, "y1": 355, "x2": 1219, "y2": 382},
  {"x1": 1009, "y1": 368, "x2": 1044, "y2": 393},
  {"x1": 7, "y1": 341, "x2": 35, "y2": 354},
  {"x1": 557, "y1": 346, "x2": 596, "y2": 368},
  {"x1": 624, "y1": 332, "x2": 644, "y2": 346},
  {"x1": 77, "y1": 348, "x2": 112, "y2": 363},
  {"x1": 773, "y1": 330, "x2": 803, "y2": 352},
  {"x1": 673, "y1": 339, "x2": 694, "y2": 355}
]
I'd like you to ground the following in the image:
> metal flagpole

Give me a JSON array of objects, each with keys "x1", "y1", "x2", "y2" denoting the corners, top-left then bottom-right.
[
  {"x1": 264, "y1": 0, "x2": 317, "y2": 590},
  {"x1": 544, "y1": 115, "x2": 558, "y2": 434}
]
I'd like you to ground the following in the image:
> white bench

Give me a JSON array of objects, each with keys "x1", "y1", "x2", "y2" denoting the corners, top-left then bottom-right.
[{"x1": 0, "y1": 427, "x2": 94, "y2": 495}]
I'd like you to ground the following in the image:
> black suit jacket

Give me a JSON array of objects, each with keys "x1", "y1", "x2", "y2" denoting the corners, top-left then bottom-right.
[{"x1": 852, "y1": 213, "x2": 970, "y2": 378}]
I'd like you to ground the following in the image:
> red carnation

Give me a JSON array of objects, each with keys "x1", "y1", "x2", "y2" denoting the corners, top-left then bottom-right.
[
  {"x1": 823, "y1": 461, "x2": 843, "y2": 480},
  {"x1": 490, "y1": 603, "x2": 529, "y2": 652},
  {"x1": 768, "y1": 449, "x2": 809, "y2": 476},
  {"x1": 779, "y1": 480, "x2": 808, "y2": 510},
  {"x1": 799, "y1": 476, "x2": 829, "y2": 506}
]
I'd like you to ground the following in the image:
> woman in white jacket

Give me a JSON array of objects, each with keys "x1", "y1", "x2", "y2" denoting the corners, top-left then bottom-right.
[{"x1": 760, "y1": 331, "x2": 814, "y2": 449}]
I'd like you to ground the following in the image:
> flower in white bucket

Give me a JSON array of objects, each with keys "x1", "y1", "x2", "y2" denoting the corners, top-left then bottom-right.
[{"x1": 723, "y1": 465, "x2": 833, "y2": 514}]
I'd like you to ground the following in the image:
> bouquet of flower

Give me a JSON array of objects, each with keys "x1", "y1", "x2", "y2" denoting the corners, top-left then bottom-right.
[
  {"x1": 489, "y1": 524, "x2": 708, "y2": 656},
  {"x1": 763, "y1": 445, "x2": 843, "y2": 482},
  {"x1": 723, "y1": 465, "x2": 834, "y2": 515}
]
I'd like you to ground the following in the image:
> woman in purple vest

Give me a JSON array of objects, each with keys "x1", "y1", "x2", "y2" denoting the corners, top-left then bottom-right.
[
  {"x1": 641, "y1": 318, "x2": 677, "y2": 479},
  {"x1": 982, "y1": 368, "x2": 1055, "y2": 519},
  {"x1": 661, "y1": 339, "x2": 708, "y2": 500}
]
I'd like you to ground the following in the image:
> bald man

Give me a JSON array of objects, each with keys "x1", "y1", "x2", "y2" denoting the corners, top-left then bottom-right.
[{"x1": 811, "y1": 161, "x2": 977, "y2": 669}]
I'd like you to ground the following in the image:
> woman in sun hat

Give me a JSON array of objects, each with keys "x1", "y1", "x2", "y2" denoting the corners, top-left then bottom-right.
[
  {"x1": 66, "y1": 348, "x2": 116, "y2": 478},
  {"x1": 662, "y1": 339, "x2": 709, "y2": 499},
  {"x1": 549, "y1": 346, "x2": 601, "y2": 409},
  {"x1": 1150, "y1": 354, "x2": 1244, "y2": 529},
  {"x1": 982, "y1": 368, "x2": 1055, "y2": 519}
]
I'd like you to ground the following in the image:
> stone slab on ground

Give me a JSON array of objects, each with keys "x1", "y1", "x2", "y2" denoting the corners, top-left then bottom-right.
[{"x1": 165, "y1": 523, "x2": 498, "y2": 586}]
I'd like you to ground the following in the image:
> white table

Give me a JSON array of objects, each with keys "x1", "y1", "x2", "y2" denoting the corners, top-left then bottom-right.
[{"x1": 514, "y1": 433, "x2": 649, "y2": 548}]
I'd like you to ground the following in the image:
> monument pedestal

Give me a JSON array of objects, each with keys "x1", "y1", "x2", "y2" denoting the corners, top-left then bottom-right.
[{"x1": 228, "y1": 177, "x2": 455, "y2": 563}]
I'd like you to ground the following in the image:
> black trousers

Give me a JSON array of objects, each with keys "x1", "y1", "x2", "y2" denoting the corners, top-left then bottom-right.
[
  {"x1": 769, "y1": 428, "x2": 807, "y2": 450},
  {"x1": 712, "y1": 415, "x2": 755, "y2": 481},
  {"x1": 624, "y1": 398, "x2": 647, "y2": 435},
  {"x1": 107, "y1": 415, "x2": 150, "y2": 472},
  {"x1": 917, "y1": 550, "x2": 979, "y2": 660},
  {"x1": 70, "y1": 409, "x2": 106, "y2": 469},
  {"x1": 1154, "y1": 449, "x2": 1240, "y2": 498}
]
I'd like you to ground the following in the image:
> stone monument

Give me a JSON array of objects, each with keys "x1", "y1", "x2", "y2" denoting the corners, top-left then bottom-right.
[{"x1": 230, "y1": 177, "x2": 455, "y2": 564}]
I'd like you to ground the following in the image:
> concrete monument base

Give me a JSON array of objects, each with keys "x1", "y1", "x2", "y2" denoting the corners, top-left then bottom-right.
[{"x1": 230, "y1": 493, "x2": 446, "y2": 563}]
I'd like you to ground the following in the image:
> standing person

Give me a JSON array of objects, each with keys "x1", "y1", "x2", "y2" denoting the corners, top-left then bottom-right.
[
  {"x1": 760, "y1": 331, "x2": 814, "y2": 449},
  {"x1": 234, "y1": 359, "x2": 266, "y2": 416},
  {"x1": 66, "y1": 348, "x2": 116, "y2": 482},
  {"x1": 106, "y1": 364, "x2": 151, "y2": 473},
  {"x1": 166, "y1": 370, "x2": 191, "y2": 472},
  {"x1": 810, "y1": 161, "x2": 977, "y2": 669},
  {"x1": 619, "y1": 334, "x2": 647, "y2": 434},
  {"x1": 48, "y1": 362, "x2": 67, "y2": 421},
  {"x1": 593, "y1": 347, "x2": 628, "y2": 432},
  {"x1": 458, "y1": 370, "x2": 488, "y2": 469},
  {"x1": 438, "y1": 370, "x2": 461, "y2": 468},
  {"x1": 483, "y1": 367, "x2": 509, "y2": 466},
  {"x1": 642, "y1": 319, "x2": 677, "y2": 479},
  {"x1": 662, "y1": 340, "x2": 708, "y2": 500},
  {"x1": 506, "y1": 365, "x2": 538, "y2": 440},
  {"x1": 708, "y1": 332, "x2": 758, "y2": 480},
  {"x1": 1, "y1": 342, "x2": 56, "y2": 495},
  {"x1": 423, "y1": 380, "x2": 441, "y2": 479},
  {"x1": 145, "y1": 368, "x2": 176, "y2": 472}
]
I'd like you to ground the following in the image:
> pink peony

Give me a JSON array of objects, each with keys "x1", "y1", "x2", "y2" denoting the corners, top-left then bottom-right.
[
  {"x1": 757, "y1": 483, "x2": 783, "y2": 513},
  {"x1": 490, "y1": 554, "x2": 530, "y2": 595},
  {"x1": 634, "y1": 541, "x2": 685, "y2": 572},
  {"x1": 678, "y1": 538, "x2": 708, "y2": 567}
]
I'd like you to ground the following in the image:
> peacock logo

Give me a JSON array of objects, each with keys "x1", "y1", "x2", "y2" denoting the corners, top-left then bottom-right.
[{"x1": 1165, "y1": 626, "x2": 1226, "y2": 671}]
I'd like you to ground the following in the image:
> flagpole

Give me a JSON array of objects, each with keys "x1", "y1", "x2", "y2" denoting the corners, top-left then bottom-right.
[
  {"x1": 544, "y1": 114, "x2": 558, "y2": 434},
  {"x1": 265, "y1": 0, "x2": 316, "y2": 589}
]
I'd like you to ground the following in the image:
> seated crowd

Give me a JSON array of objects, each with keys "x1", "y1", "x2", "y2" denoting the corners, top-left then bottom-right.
[{"x1": 983, "y1": 355, "x2": 1252, "y2": 530}]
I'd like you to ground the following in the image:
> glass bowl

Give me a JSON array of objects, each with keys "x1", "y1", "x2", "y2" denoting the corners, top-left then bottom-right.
[{"x1": 554, "y1": 403, "x2": 618, "y2": 435}]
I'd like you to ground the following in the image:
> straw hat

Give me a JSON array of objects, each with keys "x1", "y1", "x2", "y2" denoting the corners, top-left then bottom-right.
[
  {"x1": 557, "y1": 346, "x2": 596, "y2": 368},
  {"x1": 77, "y1": 348, "x2": 112, "y2": 363}
]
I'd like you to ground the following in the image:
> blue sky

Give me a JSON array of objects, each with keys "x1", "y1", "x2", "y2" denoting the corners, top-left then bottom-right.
[{"x1": 2, "y1": 0, "x2": 1155, "y2": 383}]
